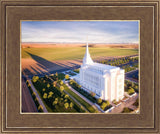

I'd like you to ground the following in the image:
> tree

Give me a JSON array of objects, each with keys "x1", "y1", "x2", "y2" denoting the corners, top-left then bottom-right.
[
  {"x1": 60, "y1": 80, "x2": 63, "y2": 85},
  {"x1": 47, "y1": 83, "x2": 50, "y2": 88},
  {"x1": 38, "y1": 105, "x2": 43, "y2": 111},
  {"x1": 97, "y1": 98, "x2": 102, "y2": 104},
  {"x1": 49, "y1": 91, "x2": 54, "y2": 96},
  {"x1": 60, "y1": 86, "x2": 64, "y2": 93},
  {"x1": 64, "y1": 94, "x2": 69, "y2": 99},
  {"x1": 53, "y1": 81, "x2": 57, "y2": 87},
  {"x1": 55, "y1": 72, "x2": 58, "y2": 76},
  {"x1": 35, "y1": 97, "x2": 39, "y2": 102},
  {"x1": 64, "y1": 103, "x2": 69, "y2": 109},
  {"x1": 32, "y1": 76, "x2": 39, "y2": 83},
  {"x1": 65, "y1": 74, "x2": 69, "y2": 80},
  {"x1": 52, "y1": 100, "x2": 58, "y2": 106},
  {"x1": 26, "y1": 80, "x2": 29, "y2": 84},
  {"x1": 70, "y1": 102, "x2": 74, "y2": 109},
  {"x1": 28, "y1": 83, "x2": 31, "y2": 87},
  {"x1": 32, "y1": 92, "x2": 36, "y2": 97},
  {"x1": 48, "y1": 92, "x2": 54, "y2": 99},
  {"x1": 43, "y1": 93, "x2": 47, "y2": 99}
]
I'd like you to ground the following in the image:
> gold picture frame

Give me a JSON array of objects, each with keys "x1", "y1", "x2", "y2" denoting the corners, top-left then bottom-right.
[{"x1": 0, "y1": 0, "x2": 159, "y2": 133}]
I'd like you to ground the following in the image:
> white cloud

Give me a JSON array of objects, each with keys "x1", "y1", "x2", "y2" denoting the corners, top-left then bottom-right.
[{"x1": 21, "y1": 22, "x2": 139, "y2": 44}]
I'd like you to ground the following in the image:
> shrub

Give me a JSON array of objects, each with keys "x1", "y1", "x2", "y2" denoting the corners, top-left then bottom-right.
[
  {"x1": 100, "y1": 102, "x2": 107, "y2": 110},
  {"x1": 105, "y1": 100, "x2": 110, "y2": 106},
  {"x1": 133, "y1": 98, "x2": 139, "y2": 107},
  {"x1": 122, "y1": 107, "x2": 132, "y2": 113},
  {"x1": 97, "y1": 98, "x2": 102, "y2": 104},
  {"x1": 128, "y1": 88, "x2": 135, "y2": 95},
  {"x1": 69, "y1": 79, "x2": 73, "y2": 85},
  {"x1": 90, "y1": 92, "x2": 96, "y2": 97}
]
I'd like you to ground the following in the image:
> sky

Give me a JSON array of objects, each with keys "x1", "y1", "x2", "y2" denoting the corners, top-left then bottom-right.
[{"x1": 21, "y1": 21, "x2": 139, "y2": 44}]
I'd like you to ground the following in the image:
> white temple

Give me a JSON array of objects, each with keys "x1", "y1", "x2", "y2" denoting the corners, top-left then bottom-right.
[{"x1": 78, "y1": 43, "x2": 124, "y2": 101}]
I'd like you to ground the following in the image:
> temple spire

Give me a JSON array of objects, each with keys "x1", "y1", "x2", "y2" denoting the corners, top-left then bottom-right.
[{"x1": 83, "y1": 41, "x2": 93, "y2": 65}]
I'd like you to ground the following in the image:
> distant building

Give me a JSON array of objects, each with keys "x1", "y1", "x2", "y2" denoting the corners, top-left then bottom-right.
[{"x1": 78, "y1": 43, "x2": 124, "y2": 101}]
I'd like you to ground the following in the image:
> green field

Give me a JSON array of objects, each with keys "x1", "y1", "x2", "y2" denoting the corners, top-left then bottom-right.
[{"x1": 22, "y1": 47, "x2": 138, "y2": 61}]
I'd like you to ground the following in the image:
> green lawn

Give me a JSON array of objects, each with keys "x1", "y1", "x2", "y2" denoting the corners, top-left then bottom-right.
[
  {"x1": 63, "y1": 84, "x2": 97, "y2": 113},
  {"x1": 22, "y1": 47, "x2": 138, "y2": 61},
  {"x1": 32, "y1": 77, "x2": 85, "y2": 113}
]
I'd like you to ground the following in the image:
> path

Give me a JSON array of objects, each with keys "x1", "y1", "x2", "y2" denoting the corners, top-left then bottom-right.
[
  {"x1": 28, "y1": 80, "x2": 48, "y2": 112},
  {"x1": 125, "y1": 69, "x2": 138, "y2": 83},
  {"x1": 22, "y1": 78, "x2": 38, "y2": 112}
]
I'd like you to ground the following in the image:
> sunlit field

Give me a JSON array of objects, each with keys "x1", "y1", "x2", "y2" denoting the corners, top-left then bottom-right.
[{"x1": 22, "y1": 47, "x2": 138, "y2": 61}]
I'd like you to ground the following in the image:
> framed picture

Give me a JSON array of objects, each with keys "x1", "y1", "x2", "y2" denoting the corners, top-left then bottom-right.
[{"x1": 0, "y1": 0, "x2": 159, "y2": 133}]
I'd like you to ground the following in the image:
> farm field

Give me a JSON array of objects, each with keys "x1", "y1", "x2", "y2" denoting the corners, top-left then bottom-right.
[
  {"x1": 22, "y1": 46, "x2": 138, "y2": 61},
  {"x1": 21, "y1": 44, "x2": 138, "y2": 76}
]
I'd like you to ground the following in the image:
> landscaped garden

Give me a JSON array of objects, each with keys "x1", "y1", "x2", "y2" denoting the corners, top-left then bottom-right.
[
  {"x1": 125, "y1": 80, "x2": 139, "y2": 95},
  {"x1": 100, "y1": 57, "x2": 138, "y2": 66},
  {"x1": 99, "y1": 56, "x2": 138, "y2": 73},
  {"x1": 31, "y1": 75, "x2": 85, "y2": 113}
]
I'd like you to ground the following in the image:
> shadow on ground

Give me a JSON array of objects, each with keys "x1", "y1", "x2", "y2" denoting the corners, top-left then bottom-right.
[{"x1": 22, "y1": 52, "x2": 81, "y2": 77}]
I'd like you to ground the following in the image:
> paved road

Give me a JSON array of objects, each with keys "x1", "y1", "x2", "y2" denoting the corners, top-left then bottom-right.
[
  {"x1": 22, "y1": 78, "x2": 38, "y2": 112},
  {"x1": 65, "y1": 81, "x2": 103, "y2": 113},
  {"x1": 28, "y1": 80, "x2": 48, "y2": 112},
  {"x1": 125, "y1": 69, "x2": 138, "y2": 83},
  {"x1": 109, "y1": 93, "x2": 139, "y2": 113}
]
